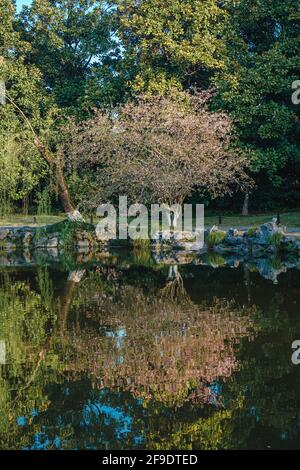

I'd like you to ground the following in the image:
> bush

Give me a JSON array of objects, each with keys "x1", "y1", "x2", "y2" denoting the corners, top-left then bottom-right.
[
  {"x1": 247, "y1": 226, "x2": 258, "y2": 237},
  {"x1": 206, "y1": 230, "x2": 226, "y2": 249},
  {"x1": 267, "y1": 232, "x2": 283, "y2": 248}
]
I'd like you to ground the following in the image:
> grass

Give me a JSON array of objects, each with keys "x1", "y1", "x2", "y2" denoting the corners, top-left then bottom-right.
[
  {"x1": 267, "y1": 232, "x2": 283, "y2": 247},
  {"x1": 206, "y1": 230, "x2": 226, "y2": 249},
  {"x1": 0, "y1": 210, "x2": 299, "y2": 229},
  {"x1": 0, "y1": 214, "x2": 65, "y2": 227},
  {"x1": 205, "y1": 211, "x2": 300, "y2": 229}
]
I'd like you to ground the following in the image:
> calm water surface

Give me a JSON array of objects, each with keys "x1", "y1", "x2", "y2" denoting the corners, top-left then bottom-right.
[{"x1": 0, "y1": 250, "x2": 300, "y2": 449}]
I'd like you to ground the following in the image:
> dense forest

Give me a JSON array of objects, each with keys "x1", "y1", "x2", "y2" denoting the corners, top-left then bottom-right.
[{"x1": 0, "y1": 0, "x2": 300, "y2": 216}]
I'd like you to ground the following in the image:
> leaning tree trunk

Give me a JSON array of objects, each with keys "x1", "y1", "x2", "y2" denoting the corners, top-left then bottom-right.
[
  {"x1": 60, "y1": 270, "x2": 86, "y2": 335},
  {"x1": 242, "y1": 192, "x2": 249, "y2": 216},
  {"x1": 1, "y1": 81, "x2": 84, "y2": 222},
  {"x1": 35, "y1": 140, "x2": 84, "y2": 222}
]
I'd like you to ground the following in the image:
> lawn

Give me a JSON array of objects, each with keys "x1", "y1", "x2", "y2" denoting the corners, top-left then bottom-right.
[
  {"x1": 0, "y1": 214, "x2": 65, "y2": 227},
  {"x1": 205, "y1": 211, "x2": 300, "y2": 229},
  {"x1": 0, "y1": 211, "x2": 299, "y2": 228}
]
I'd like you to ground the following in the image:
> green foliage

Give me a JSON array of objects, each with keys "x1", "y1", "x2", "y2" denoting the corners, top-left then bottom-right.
[
  {"x1": 116, "y1": 0, "x2": 227, "y2": 95},
  {"x1": 36, "y1": 188, "x2": 52, "y2": 216},
  {"x1": 132, "y1": 239, "x2": 152, "y2": 266},
  {"x1": 132, "y1": 238, "x2": 151, "y2": 250},
  {"x1": 19, "y1": 0, "x2": 122, "y2": 114},
  {"x1": 267, "y1": 232, "x2": 283, "y2": 247},
  {"x1": 247, "y1": 226, "x2": 259, "y2": 237},
  {"x1": 0, "y1": 0, "x2": 299, "y2": 215},
  {"x1": 204, "y1": 252, "x2": 227, "y2": 267},
  {"x1": 0, "y1": 131, "x2": 47, "y2": 214},
  {"x1": 206, "y1": 230, "x2": 226, "y2": 249},
  {"x1": 213, "y1": 0, "x2": 300, "y2": 188}
]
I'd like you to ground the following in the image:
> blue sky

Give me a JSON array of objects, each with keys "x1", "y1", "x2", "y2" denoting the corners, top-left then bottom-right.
[{"x1": 16, "y1": 0, "x2": 32, "y2": 12}]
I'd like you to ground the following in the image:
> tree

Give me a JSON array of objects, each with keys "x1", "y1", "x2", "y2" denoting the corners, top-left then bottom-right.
[
  {"x1": 0, "y1": 0, "x2": 51, "y2": 213},
  {"x1": 114, "y1": 0, "x2": 227, "y2": 95},
  {"x1": 19, "y1": 0, "x2": 122, "y2": 114},
  {"x1": 0, "y1": 1, "x2": 84, "y2": 220},
  {"x1": 0, "y1": 130, "x2": 48, "y2": 215},
  {"x1": 67, "y1": 91, "x2": 251, "y2": 212},
  {"x1": 213, "y1": 0, "x2": 300, "y2": 211}
]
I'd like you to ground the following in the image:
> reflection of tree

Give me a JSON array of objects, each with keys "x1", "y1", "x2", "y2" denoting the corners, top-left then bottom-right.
[
  {"x1": 61, "y1": 269, "x2": 258, "y2": 406},
  {"x1": 161, "y1": 265, "x2": 191, "y2": 304},
  {"x1": 1, "y1": 265, "x2": 300, "y2": 450},
  {"x1": 59, "y1": 270, "x2": 85, "y2": 334},
  {"x1": 0, "y1": 270, "x2": 58, "y2": 449}
]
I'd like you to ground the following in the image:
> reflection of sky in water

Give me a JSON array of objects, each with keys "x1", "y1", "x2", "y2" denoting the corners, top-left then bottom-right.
[
  {"x1": 3, "y1": 252, "x2": 300, "y2": 450},
  {"x1": 106, "y1": 327, "x2": 126, "y2": 349},
  {"x1": 17, "y1": 382, "x2": 228, "y2": 450},
  {"x1": 20, "y1": 389, "x2": 145, "y2": 450},
  {"x1": 82, "y1": 401, "x2": 132, "y2": 437},
  {"x1": 16, "y1": 0, "x2": 32, "y2": 12},
  {"x1": 15, "y1": 380, "x2": 246, "y2": 450},
  {"x1": 105, "y1": 327, "x2": 126, "y2": 364}
]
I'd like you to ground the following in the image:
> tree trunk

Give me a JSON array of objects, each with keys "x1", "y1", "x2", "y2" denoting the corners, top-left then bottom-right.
[
  {"x1": 242, "y1": 192, "x2": 249, "y2": 216},
  {"x1": 35, "y1": 140, "x2": 84, "y2": 222},
  {"x1": 243, "y1": 264, "x2": 251, "y2": 303},
  {"x1": 1, "y1": 85, "x2": 83, "y2": 222},
  {"x1": 60, "y1": 270, "x2": 86, "y2": 334}
]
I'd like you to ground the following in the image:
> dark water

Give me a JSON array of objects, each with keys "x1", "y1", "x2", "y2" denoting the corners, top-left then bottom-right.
[{"x1": 1, "y1": 250, "x2": 300, "y2": 450}]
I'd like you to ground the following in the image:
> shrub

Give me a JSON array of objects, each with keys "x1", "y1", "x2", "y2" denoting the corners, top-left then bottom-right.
[
  {"x1": 247, "y1": 226, "x2": 258, "y2": 237},
  {"x1": 132, "y1": 238, "x2": 150, "y2": 250},
  {"x1": 206, "y1": 230, "x2": 226, "y2": 249},
  {"x1": 267, "y1": 232, "x2": 283, "y2": 248}
]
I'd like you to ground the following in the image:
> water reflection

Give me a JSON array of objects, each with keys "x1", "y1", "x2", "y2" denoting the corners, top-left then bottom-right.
[{"x1": 0, "y1": 252, "x2": 300, "y2": 449}]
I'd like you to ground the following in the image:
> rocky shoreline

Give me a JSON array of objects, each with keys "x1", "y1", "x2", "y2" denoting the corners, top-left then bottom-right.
[
  {"x1": 0, "y1": 219, "x2": 299, "y2": 284},
  {"x1": 0, "y1": 218, "x2": 299, "y2": 256}
]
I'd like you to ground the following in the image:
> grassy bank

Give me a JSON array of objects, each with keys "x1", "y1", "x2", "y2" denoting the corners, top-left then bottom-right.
[
  {"x1": 0, "y1": 211, "x2": 299, "y2": 228},
  {"x1": 0, "y1": 214, "x2": 65, "y2": 227},
  {"x1": 205, "y1": 211, "x2": 300, "y2": 229}
]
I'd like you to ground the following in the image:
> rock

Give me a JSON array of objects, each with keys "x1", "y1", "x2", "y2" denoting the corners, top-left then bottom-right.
[
  {"x1": 255, "y1": 220, "x2": 285, "y2": 245},
  {"x1": 47, "y1": 248, "x2": 59, "y2": 258},
  {"x1": 251, "y1": 244, "x2": 266, "y2": 257},
  {"x1": 173, "y1": 231, "x2": 197, "y2": 242},
  {"x1": 254, "y1": 258, "x2": 287, "y2": 284},
  {"x1": 78, "y1": 246, "x2": 90, "y2": 255},
  {"x1": 23, "y1": 231, "x2": 33, "y2": 246},
  {"x1": 33, "y1": 237, "x2": 48, "y2": 248},
  {"x1": 23, "y1": 250, "x2": 32, "y2": 263},
  {"x1": 47, "y1": 237, "x2": 59, "y2": 248},
  {"x1": 152, "y1": 230, "x2": 204, "y2": 252},
  {"x1": 155, "y1": 230, "x2": 173, "y2": 241},
  {"x1": 2, "y1": 242, "x2": 16, "y2": 252},
  {"x1": 266, "y1": 245, "x2": 277, "y2": 254},
  {"x1": 224, "y1": 234, "x2": 244, "y2": 246},
  {"x1": 226, "y1": 257, "x2": 240, "y2": 269},
  {"x1": 77, "y1": 239, "x2": 90, "y2": 249},
  {"x1": 295, "y1": 241, "x2": 300, "y2": 251},
  {"x1": 0, "y1": 229, "x2": 10, "y2": 241},
  {"x1": 228, "y1": 227, "x2": 239, "y2": 237},
  {"x1": 173, "y1": 240, "x2": 204, "y2": 252}
]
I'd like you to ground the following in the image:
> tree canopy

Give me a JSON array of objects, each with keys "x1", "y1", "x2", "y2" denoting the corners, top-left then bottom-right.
[
  {"x1": 67, "y1": 91, "x2": 251, "y2": 211},
  {"x1": 0, "y1": 0, "x2": 299, "y2": 215}
]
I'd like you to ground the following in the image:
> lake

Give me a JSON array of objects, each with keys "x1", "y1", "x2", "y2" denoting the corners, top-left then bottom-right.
[{"x1": 0, "y1": 248, "x2": 300, "y2": 449}]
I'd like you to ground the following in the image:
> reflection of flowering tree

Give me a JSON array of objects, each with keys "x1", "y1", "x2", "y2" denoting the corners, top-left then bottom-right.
[
  {"x1": 1, "y1": 267, "x2": 300, "y2": 449},
  {"x1": 62, "y1": 270, "x2": 258, "y2": 405},
  {"x1": 161, "y1": 265, "x2": 191, "y2": 304}
]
